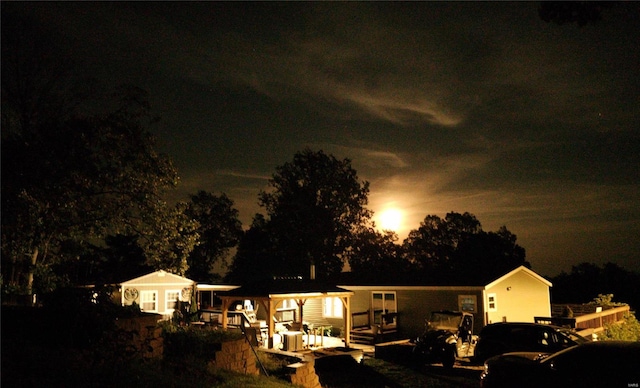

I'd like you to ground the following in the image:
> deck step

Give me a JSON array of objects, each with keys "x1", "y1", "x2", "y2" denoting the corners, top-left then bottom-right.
[{"x1": 350, "y1": 329, "x2": 399, "y2": 345}]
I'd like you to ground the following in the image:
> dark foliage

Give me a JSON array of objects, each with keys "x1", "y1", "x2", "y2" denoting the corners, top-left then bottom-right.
[
  {"x1": 185, "y1": 191, "x2": 243, "y2": 283},
  {"x1": 551, "y1": 262, "x2": 640, "y2": 311},
  {"x1": 228, "y1": 149, "x2": 371, "y2": 283},
  {"x1": 226, "y1": 214, "x2": 279, "y2": 283},
  {"x1": 402, "y1": 212, "x2": 528, "y2": 285},
  {"x1": 539, "y1": 2, "x2": 617, "y2": 26}
]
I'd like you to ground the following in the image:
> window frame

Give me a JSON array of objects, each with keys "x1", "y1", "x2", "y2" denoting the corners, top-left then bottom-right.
[
  {"x1": 165, "y1": 289, "x2": 182, "y2": 313},
  {"x1": 140, "y1": 290, "x2": 158, "y2": 313},
  {"x1": 323, "y1": 297, "x2": 344, "y2": 318},
  {"x1": 487, "y1": 293, "x2": 498, "y2": 312}
]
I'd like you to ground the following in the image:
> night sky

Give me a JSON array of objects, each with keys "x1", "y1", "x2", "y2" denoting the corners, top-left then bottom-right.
[{"x1": 4, "y1": 2, "x2": 640, "y2": 276}]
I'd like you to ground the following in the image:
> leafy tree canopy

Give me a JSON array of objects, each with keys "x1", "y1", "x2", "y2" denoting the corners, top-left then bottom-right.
[
  {"x1": 184, "y1": 191, "x2": 243, "y2": 283},
  {"x1": 346, "y1": 227, "x2": 409, "y2": 284},
  {"x1": 228, "y1": 149, "x2": 371, "y2": 282},
  {"x1": 402, "y1": 212, "x2": 528, "y2": 284},
  {"x1": 1, "y1": 14, "x2": 198, "y2": 297},
  {"x1": 226, "y1": 214, "x2": 277, "y2": 284}
]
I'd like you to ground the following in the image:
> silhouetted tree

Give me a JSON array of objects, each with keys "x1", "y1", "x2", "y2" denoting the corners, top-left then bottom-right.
[
  {"x1": 551, "y1": 262, "x2": 640, "y2": 311},
  {"x1": 403, "y1": 212, "x2": 481, "y2": 276},
  {"x1": 184, "y1": 191, "x2": 243, "y2": 282},
  {"x1": 348, "y1": 227, "x2": 409, "y2": 283},
  {"x1": 226, "y1": 214, "x2": 279, "y2": 283},
  {"x1": 228, "y1": 149, "x2": 371, "y2": 282},
  {"x1": 1, "y1": 14, "x2": 198, "y2": 298},
  {"x1": 539, "y1": 2, "x2": 617, "y2": 26},
  {"x1": 403, "y1": 212, "x2": 527, "y2": 284}
]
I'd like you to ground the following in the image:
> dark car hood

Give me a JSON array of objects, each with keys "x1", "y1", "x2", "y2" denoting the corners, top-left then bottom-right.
[{"x1": 486, "y1": 351, "x2": 547, "y2": 366}]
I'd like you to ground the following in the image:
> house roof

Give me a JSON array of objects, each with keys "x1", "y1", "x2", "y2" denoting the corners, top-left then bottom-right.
[
  {"x1": 120, "y1": 270, "x2": 195, "y2": 286},
  {"x1": 484, "y1": 265, "x2": 552, "y2": 288},
  {"x1": 335, "y1": 265, "x2": 551, "y2": 288},
  {"x1": 221, "y1": 278, "x2": 353, "y2": 300}
]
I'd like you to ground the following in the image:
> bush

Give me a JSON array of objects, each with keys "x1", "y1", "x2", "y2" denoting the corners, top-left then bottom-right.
[
  {"x1": 162, "y1": 324, "x2": 243, "y2": 367},
  {"x1": 600, "y1": 312, "x2": 640, "y2": 341}
]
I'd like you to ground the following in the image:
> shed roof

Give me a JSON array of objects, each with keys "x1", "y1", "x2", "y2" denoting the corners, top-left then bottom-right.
[{"x1": 120, "y1": 270, "x2": 195, "y2": 286}]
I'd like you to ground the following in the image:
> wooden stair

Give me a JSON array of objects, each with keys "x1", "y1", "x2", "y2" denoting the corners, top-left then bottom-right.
[{"x1": 350, "y1": 327, "x2": 398, "y2": 345}]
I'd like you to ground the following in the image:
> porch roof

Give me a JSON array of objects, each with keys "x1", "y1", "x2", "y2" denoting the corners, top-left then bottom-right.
[
  {"x1": 221, "y1": 278, "x2": 353, "y2": 300},
  {"x1": 218, "y1": 278, "x2": 354, "y2": 349}
]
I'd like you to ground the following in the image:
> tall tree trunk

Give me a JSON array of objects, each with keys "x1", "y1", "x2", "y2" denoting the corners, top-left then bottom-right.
[{"x1": 25, "y1": 247, "x2": 38, "y2": 305}]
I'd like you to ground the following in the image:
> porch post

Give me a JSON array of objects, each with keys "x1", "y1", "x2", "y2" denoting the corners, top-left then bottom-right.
[
  {"x1": 341, "y1": 296, "x2": 351, "y2": 348},
  {"x1": 221, "y1": 298, "x2": 229, "y2": 329},
  {"x1": 267, "y1": 299, "x2": 275, "y2": 349},
  {"x1": 297, "y1": 299, "x2": 306, "y2": 324}
]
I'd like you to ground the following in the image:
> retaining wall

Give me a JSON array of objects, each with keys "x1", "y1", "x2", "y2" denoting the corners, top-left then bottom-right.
[
  {"x1": 114, "y1": 314, "x2": 164, "y2": 359},
  {"x1": 287, "y1": 358, "x2": 322, "y2": 388},
  {"x1": 209, "y1": 338, "x2": 259, "y2": 375}
]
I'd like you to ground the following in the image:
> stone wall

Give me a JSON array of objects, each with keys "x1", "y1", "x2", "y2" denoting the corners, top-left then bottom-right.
[
  {"x1": 287, "y1": 358, "x2": 322, "y2": 388},
  {"x1": 208, "y1": 338, "x2": 259, "y2": 375},
  {"x1": 114, "y1": 314, "x2": 163, "y2": 359}
]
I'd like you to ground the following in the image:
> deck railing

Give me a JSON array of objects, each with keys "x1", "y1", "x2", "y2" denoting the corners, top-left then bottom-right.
[
  {"x1": 535, "y1": 304, "x2": 630, "y2": 337},
  {"x1": 200, "y1": 309, "x2": 252, "y2": 327}
]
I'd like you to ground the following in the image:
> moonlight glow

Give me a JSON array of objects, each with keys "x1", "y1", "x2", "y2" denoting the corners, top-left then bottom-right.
[{"x1": 378, "y1": 208, "x2": 403, "y2": 231}]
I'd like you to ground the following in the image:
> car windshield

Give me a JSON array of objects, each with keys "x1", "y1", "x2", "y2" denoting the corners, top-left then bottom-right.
[{"x1": 429, "y1": 312, "x2": 462, "y2": 330}]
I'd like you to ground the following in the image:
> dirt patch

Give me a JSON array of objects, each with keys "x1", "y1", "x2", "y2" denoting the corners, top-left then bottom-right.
[{"x1": 314, "y1": 355, "x2": 395, "y2": 388}]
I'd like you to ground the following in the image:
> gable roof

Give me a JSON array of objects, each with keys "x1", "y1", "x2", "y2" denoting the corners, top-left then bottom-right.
[
  {"x1": 120, "y1": 270, "x2": 195, "y2": 286},
  {"x1": 484, "y1": 265, "x2": 552, "y2": 289}
]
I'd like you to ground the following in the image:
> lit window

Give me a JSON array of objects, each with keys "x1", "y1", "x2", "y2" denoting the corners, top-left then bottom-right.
[
  {"x1": 323, "y1": 297, "x2": 343, "y2": 318},
  {"x1": 166, "y1": 290, "x2": 181, "y2": 313},
  {"x1": 140, "y1": 290, "x2": 158, "y2": 312},
  {"x1": 488, "y1": 293, "x2": 497, "y2": 312},
  {"x1": 280, "y1": 299, "x2": 296, "y2": 310}
]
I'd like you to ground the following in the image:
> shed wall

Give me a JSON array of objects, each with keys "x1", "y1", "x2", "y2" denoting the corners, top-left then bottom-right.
[{"x1": 485, "y1": 270, "x2": 551, "y2": 324}]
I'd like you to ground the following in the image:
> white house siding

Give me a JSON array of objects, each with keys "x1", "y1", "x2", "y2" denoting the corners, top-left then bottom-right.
[
  {"x1": 120, "y1": 270, "x2": 195, "y2": 318},
  {"x1": 484, "y1": 267, "x2": 552, "y2": 324}
]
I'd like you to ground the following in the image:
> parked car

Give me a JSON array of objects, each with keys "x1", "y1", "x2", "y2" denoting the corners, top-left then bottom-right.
[
  {"x1": 412, "y1": 310, "x2": 477, "y2": 368},
  {"x1": 480, "y1": 340, "x2": 640, "y2": 388},
  {"x1": 473, "y1": 322, "x2": 588, "y2": 363}
]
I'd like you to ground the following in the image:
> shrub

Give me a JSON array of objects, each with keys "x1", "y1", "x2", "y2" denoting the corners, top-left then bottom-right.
[
  {"x1": 599, "y1": 312, "x2": 640, "y2": 341},
  {"x1": 162, "y1": 325, "x2": 243, "y2": 367}
]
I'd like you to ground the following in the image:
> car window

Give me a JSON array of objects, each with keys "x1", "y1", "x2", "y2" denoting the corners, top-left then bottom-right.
[
  {"x1": 508, "y1": 327, "x2": 529, "y2": 346},
  {"x1": 537, "y1": 329, "x2": 552, "y2": 347}
]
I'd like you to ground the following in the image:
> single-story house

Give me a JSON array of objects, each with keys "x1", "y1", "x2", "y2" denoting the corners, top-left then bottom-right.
[
  {"x1": 293, "y1": 266, "x2": 552, "y2": 343},
  {"x1": 119, "y1": 266, "x2": 551, "y2": 347},
  {"x1": 120, "y1": 270, "x2": 196, "y2": 318}
]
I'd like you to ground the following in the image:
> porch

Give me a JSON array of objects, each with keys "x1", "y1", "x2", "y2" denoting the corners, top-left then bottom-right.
[
  {"x1": 215, "y1": 278, "x2": 356, "y2": 350},
  {"x1": 350, "y1": 310, "x2": 399, "y2": 345}
]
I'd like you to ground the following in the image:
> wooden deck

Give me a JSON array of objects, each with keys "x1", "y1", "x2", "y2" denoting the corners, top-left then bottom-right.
[
  {"x1": 535, "y1": 304, "x2": 630, "y2": 338},
  {"x1": 350, "y1": 310, "x2": 399, "y2": 345}
]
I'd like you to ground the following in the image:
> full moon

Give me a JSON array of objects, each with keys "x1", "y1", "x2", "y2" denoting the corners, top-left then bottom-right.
[{"x1": 378, "y1": 208, "x2": 402, "y2": 231}]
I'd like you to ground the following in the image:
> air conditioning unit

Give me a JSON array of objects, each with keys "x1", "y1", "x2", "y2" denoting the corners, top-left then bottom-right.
[{"x1": 282, "y1": 332, "x2": 303, "y2": 351}]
